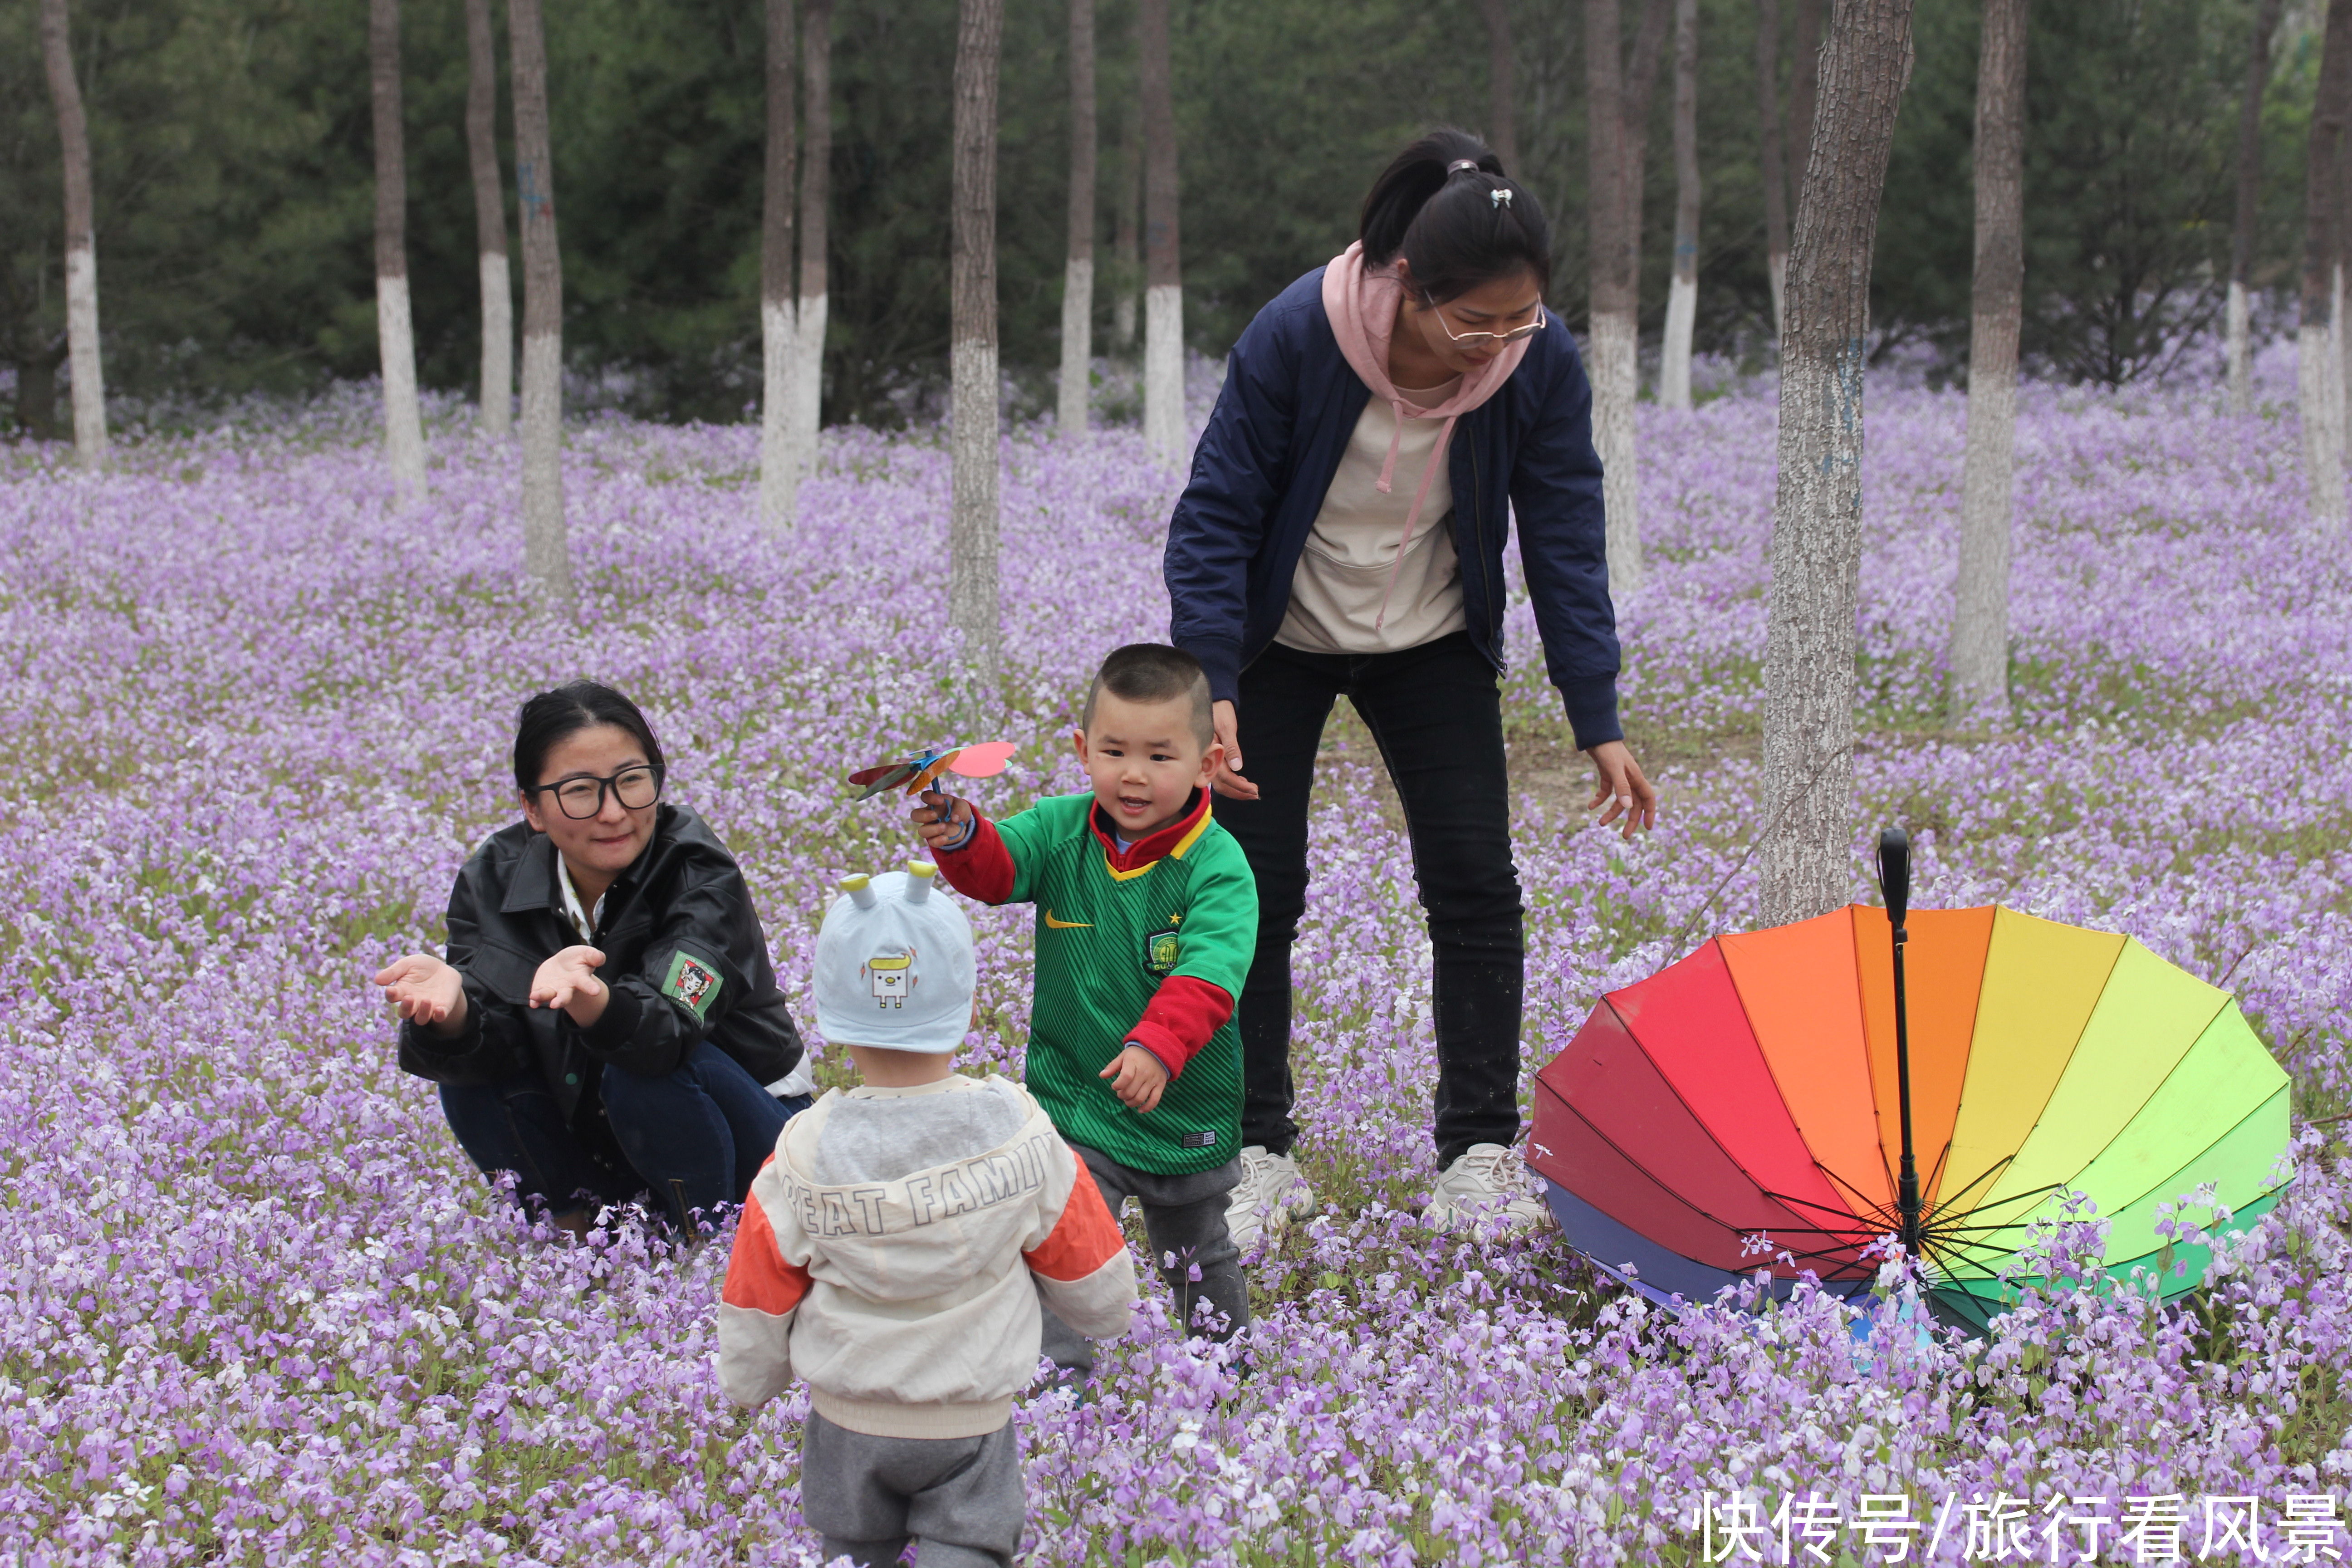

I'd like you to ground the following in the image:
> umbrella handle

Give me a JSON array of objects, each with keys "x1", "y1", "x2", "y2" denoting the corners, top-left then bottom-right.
[{"x1": 1877, "y1": 827, "x2": 1911, "y2": 928}]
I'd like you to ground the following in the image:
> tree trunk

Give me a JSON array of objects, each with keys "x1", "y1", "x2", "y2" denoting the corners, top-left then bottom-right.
[
  {"x1": 39, "y1": 0, "x2": 106, "y2": 470},
  {"x1": 2226, "y1": 0, "x2": 2285, "y2": 416},
  {"x1": 950, "y1": 0, "x2": 1004, "y2": 682},
  {"x1": 1947, "y1": 0, "x2": 2027, "y2": 727},
  {"x1": 1112, "y1": 103, "x2": 1140, "y2": 351},
  {"x1": 793, "y1": 0, "x2": 832, "y2": 480},
  {"x1": 1138, "y1": 0, "x2": 1185, "y2": 462},
  {"x1": 1480, "y1": 0, "x2": 1518, "y2": 170},
  {"x1": 1788, "y1": 0, "x2": 1823, "y2": 165},
  {"x1": 1058, "y1": 0, "x2": 1097, "y2": 439},
  {"x1": 1585, "y1": 0, "x2": 1671, "y2": 593},
  {"x1": 1659, "y1": 0, "x2": 1700, "y2": 411},
  {"x1": 508, "y1": 0, "x2": 572, "y2": 602},
  {"x1": 1759, "y1": 0, "x2": 1916, "y2": 927},
  {"x1": 760, "y1": 0, "x2": 799, "y2": 533},
  {"x1": 2302, "y1": 0, "x2": 2352, "y2": 525},
  {"x1": 1755, "y1": 0, "x2": 1790, "y2": 338},
  {"x1": 371, "y1": 0, "x2": 428, "y2": 498},
  {"x1": 464, "y1": 0, "x2": 513, "y2": 438}
]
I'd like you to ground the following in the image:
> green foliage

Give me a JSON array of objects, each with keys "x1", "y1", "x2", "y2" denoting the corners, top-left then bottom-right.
[{"x1": 0, "y1": 0, "x2": 2324, "y2": 427}]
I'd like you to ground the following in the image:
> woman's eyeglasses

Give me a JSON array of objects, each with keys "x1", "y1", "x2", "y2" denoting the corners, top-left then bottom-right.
[
  {"x1": 1427, "y1": 305, "x2": 1547, "y2": 349},
  {"x1": 530, "y1": 764, "x2": 665, "y2": 819}
]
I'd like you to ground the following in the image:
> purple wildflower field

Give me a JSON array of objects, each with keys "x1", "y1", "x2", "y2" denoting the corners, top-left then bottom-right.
[{"x1": 4, "y1": 354, "x2": 2350, "y2": 1565}]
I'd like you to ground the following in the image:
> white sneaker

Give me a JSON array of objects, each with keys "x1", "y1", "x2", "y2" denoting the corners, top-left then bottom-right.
[
  {"x1": 1226, "y1": 1146, "x2": 1319, "y2": 1253},
  {"x1": 1424, "y1": 1143, "x2": 1553, "y2": 1234}
]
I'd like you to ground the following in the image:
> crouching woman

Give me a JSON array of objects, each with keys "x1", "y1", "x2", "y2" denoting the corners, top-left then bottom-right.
[{"x1": 376, "y1": 681, "x2": 812, "y2": 1235}]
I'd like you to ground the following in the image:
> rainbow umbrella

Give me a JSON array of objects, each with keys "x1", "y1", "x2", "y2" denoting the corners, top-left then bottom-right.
[{"x1": 1528, "y1": 839, "x2": 2291, "y2": 1330}]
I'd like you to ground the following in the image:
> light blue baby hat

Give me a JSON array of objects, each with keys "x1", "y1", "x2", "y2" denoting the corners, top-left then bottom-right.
[{"x1": 812, "y1": 862, "x2": 976, "y2": 1054}]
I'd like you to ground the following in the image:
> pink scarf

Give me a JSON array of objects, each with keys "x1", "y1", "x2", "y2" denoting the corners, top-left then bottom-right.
[{"x1": 1319, "y1": 241, "x2": 1533, "y2": 628}]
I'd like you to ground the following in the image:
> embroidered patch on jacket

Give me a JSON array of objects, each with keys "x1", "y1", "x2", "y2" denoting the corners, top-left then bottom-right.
[
  {"x1": 661, "y1": 950, "x2": 724, "y2": 1019},
  {"x1": 1178, "y1": 1129, "x2": 1219, "y2": 1149},
  {"x1": 1142, "y1": 921, "x2": 1181, "y2": 978}
]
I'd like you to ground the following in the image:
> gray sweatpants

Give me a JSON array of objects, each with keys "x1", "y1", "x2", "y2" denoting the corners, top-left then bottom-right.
[
  {"x1": 1040, "y1": 1147, "x2": 1246, "y2": 1377},
  {"x1": 800, "y1": 1410, "x2": 1024, "y2": 1568}
]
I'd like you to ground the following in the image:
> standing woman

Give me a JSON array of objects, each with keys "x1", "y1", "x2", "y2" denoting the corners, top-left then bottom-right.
[
  {"x1": 1166, "y1": 130, "x2": 1657, "y2": 1247},
  {"x1": 377, "y1": 681, "x2": 813, "y2": 1237}
]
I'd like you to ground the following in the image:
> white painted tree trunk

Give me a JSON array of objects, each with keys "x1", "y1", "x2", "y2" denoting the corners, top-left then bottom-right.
[
  {"x1": 2303, "y1": 314, "x2": 2346, "y2": 521},
  {"x1": 42, "y1": 0, "x2": 106, "y2": 469},
  {"x1": 1059, "y1": 257, "x2": 1094, "y2": 438},
  {"x1": 1660, "y1": 279, "x2": 1696, "y2": 411},
  {"x1": 1588, "y1": 310, "x2": 1644, "y2": 590},
  {"x1": 949, "y1": 0, "x2": 1004, "y2": 683},
  {"x1": 1947, "y1": 0, "x2": 2025, "y2": 726},
  {"x1": 64, "y1": 246, "x2": 105, "y2": 470},
  {"x1": 792, "y1": 294, "x2": 827, "y2": 480},
  {"x1": 509, "y1": 0, "x2": 572, "y2": 603},
  {"x1": 760, "y1": 297, "x2": 798, "y2": 530},
  {"x1": 950, "y1": 337, "x2": 1000, "y2": 677},
  {"x1": 376, "y1": 275, "x2": 428, "y2": 496},
  {"x1": 2226, "y1": 279, "x2": 2253, "y2": 416},
  {"x1": 1113, "y1": 289, "x2": 1137, "y2": 350},
  {"x1": 1144, "y1": 285, "x2": 1186, "y2": 463},
  {"x1": 1658, "y1": 0, "x2": 1699, "y2": 412},
  {"x1": 479, "y1": 252, "x2": 513, "y2": 437}
]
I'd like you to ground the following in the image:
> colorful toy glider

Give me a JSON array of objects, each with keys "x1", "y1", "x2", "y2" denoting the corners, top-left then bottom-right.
[
  {"x1": 1529, "y1": 838, "x2": 2290, "y2": 1330},
  {"x1": 845, "y1": 741, "x2": 1017, "y2": 801}
]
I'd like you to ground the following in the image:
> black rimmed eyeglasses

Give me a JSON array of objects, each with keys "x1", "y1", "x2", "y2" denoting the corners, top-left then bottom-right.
[{"x1": 527, "y1": 764, "x2": 666, "y2": 819}]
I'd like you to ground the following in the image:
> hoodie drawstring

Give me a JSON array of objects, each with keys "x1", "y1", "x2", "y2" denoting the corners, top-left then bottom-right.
[{"x1": 1372, "y1": 408, "x2": 1459, "y2": 632}]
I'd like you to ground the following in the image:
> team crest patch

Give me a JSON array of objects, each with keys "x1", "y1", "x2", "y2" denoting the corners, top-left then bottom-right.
[
  {"x1": 1142, "y1": 922, "x2": 1181, "y2": 978},
  {"x1": 661, "y1": 950, "x2": 724, "y2": 1019}
]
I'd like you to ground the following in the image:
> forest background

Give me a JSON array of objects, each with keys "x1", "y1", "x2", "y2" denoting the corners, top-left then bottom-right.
[{"x1": 0, "y1": 0, "x2": 2320, "y2": 430}]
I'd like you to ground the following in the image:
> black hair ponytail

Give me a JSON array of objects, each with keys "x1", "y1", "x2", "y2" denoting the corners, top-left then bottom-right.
[
  {"x1": 1358, "y1": 127, "x2": 1551, "y2": 304},
  {"x1": 512, "y1": 680, "x2": 666, "y2": 791}
]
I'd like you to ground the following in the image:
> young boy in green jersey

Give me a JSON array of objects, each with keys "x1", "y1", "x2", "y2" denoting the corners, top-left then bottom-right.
[{"x1": 916, "y1": 644, "x2": 1258, "y2": 1375}]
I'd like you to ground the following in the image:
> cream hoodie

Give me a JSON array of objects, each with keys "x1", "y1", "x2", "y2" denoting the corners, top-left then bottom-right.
[{"x1": 716, "y1": 1074, "x2": 1137, "y2": 1438}]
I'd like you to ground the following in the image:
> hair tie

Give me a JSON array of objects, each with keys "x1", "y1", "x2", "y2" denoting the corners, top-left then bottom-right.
[
  {"x1": 1491, "y1": 187, "x2": 1514, "y2": 209},
  {"x1": 1446, "y1": 158, "x2": 1480, "y2": 175}
]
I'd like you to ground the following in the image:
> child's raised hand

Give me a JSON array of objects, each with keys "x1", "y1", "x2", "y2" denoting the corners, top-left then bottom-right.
[
  {"x1": 373, "y1": 953, "x2": 467, "y2": 1032},
  {"x1": 529, "y1": 945, "x2": 609, "y2": 1021},
  {"x1": 1099, "y1": 1044, "x2": 1169, "y2": 1114},
  {"x1": 912, "y1": 790, "x2": 972, "y2": 848}
]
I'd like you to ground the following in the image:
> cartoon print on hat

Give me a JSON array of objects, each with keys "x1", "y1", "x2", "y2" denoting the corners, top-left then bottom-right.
[{"x1": 867, "y1": 947, "x2": 916, "y2": 1008}]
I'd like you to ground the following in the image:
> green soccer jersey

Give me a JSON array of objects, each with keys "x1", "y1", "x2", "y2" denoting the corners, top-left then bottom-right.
[{"x1": 992, "y1": 789, "x2": 1257, "y2": 1175}]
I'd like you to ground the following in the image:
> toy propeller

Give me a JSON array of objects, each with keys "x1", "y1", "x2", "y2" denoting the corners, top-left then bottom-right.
[{"x1": 845, "y1": 740, "x2": 1017, "y2": 802}]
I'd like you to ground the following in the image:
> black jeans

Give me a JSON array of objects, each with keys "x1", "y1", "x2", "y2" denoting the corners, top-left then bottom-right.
[
  {"x1": 1219, "y1": 633, "x2": 1525, "y2": 1168},
  {"x1": 439, "y1": 1041, "x2": 811, "y2": 1229}
]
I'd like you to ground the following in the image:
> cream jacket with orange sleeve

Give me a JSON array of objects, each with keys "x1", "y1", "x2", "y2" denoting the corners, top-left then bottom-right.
[{"x1": 716, "y1": 1075, "x2": 1137, "y2": 1438}]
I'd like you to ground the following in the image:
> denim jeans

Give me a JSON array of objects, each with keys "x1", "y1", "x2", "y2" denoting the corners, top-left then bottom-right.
[
  {"x1": 439, "y1": 1040, "x2": 811, "y2": 1228},
  {"x1": 1216, "y1": 632, "x2": 1525, "y2": 1167}
]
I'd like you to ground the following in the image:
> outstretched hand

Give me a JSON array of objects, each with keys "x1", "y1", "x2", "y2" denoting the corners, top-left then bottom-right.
[
  {"x1": 529, "y1": 945, "x2": 610, "y2": 1025},
  {"x1": 373, "y1": 953, "x2": 468, "y2": 1036},
  {"x1": 1099, "y1": 1044, "x2": 1169, "y2": 1114},
  {"x1": 1586, "y1": 740, "x2": 1659, "y2": 837}
]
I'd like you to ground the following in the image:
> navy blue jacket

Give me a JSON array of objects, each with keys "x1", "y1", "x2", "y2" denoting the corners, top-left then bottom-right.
[{"x1": 1164, "y1": 266, "x2": 1621, "y2": 748}]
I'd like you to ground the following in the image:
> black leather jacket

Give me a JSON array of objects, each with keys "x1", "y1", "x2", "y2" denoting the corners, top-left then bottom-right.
[{"x1": 398, "y1": 804, "x2": 804, "y2": 1137}]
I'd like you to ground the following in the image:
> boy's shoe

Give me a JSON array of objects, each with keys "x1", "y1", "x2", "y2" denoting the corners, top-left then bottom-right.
[
  {"x1": 1226, "y1": 1146, "x2": 1318, "y2": 1253},
  {"x1": 1423, "y1": 1143, "x2": 1553, "y2": 1234}
]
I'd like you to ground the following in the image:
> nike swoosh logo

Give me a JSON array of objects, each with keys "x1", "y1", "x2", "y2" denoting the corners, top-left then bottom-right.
[{"x1": 1043, "y1": 910, "x2": 1092, "y2": 929}]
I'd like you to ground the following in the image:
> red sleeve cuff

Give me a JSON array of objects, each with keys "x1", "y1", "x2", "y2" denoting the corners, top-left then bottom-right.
[
  {"x1": 932, "y1": 812, "x2": 1015, "y2": 904},
  {"x1": 1125, "y1": 975, "x2": 1233, "y2": 1080}
]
